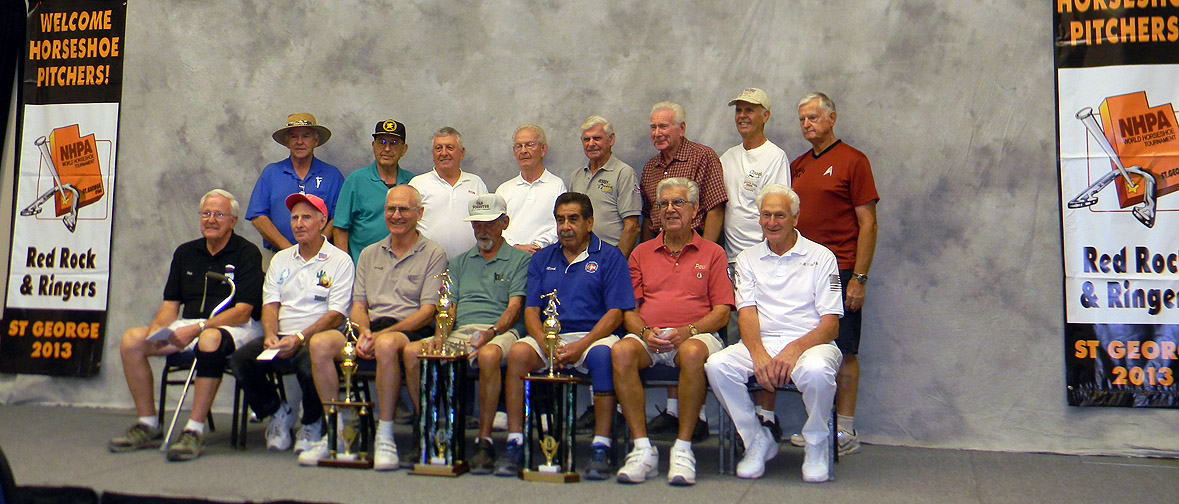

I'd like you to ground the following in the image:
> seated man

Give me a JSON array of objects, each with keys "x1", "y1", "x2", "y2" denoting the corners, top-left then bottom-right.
[
  {"x1": 494, "y1": 192, "x2": 635, "y2": 480},
  {"x1": 613, "y1": 178, "x2": 733, "y2": 486},
  {"x1": 402, "y1": 194, "x2": 530, "y2": 475},
  {"x1": 300, "y1": 185, "x2": 447, "y2": 470},
  {"x1": 230, "y1": 194, "x2": 354, "y2": 457},
  {"x1": 704, "y1": 185, "x2": 843, "y2": 483},
  {"x1": 108, "y1": 189, "x2": 263, "y2": 462}
]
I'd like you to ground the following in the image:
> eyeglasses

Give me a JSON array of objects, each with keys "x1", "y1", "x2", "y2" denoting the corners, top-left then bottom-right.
[
  {"x1": 512, "y1": 141, "x2": 539, "y2": 151},
  {"x1": 377, "y1": 137, "x2": 403, "y2": 148},
  {"x1": 386, "y1": 206, "x2": 420, "y2": 215},
  {"x1": 199, "y1": 211, "x2": 232, "y2": 220},
  {"x1": 656, "y1": 199, "x2": 690, "y2": 209}
]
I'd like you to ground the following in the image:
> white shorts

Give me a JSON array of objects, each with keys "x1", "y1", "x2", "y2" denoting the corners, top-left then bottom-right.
[
  {"x1": 444, "y1": 324, "x2": 519, "y2": 366},
  {"x1": 516, "y1": 331, "x2": 619, "y2": 373},
  {"x1": 623, "y1": 331, "x2": 724, "y2": 367},
  {"x1": 169, "y1": 318, "x2": 262, "y2": 351}
]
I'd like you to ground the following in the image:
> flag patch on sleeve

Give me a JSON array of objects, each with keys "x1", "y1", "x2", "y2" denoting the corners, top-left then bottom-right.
[{"x1": 829, "y1": 274, "x2": 842, "y2": 292}]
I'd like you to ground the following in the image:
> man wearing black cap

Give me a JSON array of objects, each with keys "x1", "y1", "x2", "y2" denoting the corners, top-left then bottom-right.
[{"x1": 334, "y1": 120, "x2": 415, "y2": 264}]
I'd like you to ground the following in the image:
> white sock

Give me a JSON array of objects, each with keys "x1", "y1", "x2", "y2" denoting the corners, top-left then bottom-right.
[
  {"x1": 138, "y1": 416, "x2": 159, "y2": 429},
  {"x1": 378, "y1": 420, "x2": 394, "y2": 439},
  {"x1": 757, "y1": 407, "x2": 774, "y2": 423},
  {"x1": 592, "y1": 435, "x2": 611, "y2": 447},
  {"x1": 838, "y1": 415, "x2": 855, "y2": 432},
  {"x1": 183, "y1": 419, "x2": 205, "y2": 435},
  {"x1": 507, "y1": 432, "x2": 524, "y2": 445},
  {"x1": 673, "y1": 438, "x2": 692, "y2": 451},
  {"x1": 633, "y1": 437, "x2": 651, "y2": 450},
  {"x1": 666, "y1": 399, "x2": 679, "y2": 417},
  {"x1": 699, "y1": 409, "x2": 707, "y2": 421}
]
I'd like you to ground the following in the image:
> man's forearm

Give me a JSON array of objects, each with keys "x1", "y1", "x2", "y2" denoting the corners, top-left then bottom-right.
[
  {"x1": 204, "y1": 303, "x2": 253, "y2": 329},
  {"x1": 300, "y1": 311, "x2": 345, "y2": 338},
  {"x1": 581, "y1": 309, "x2": 622, "y2": 343},
  {"x1": 252, "y1": 216, "x2": 292, "y2": 250},
  {"x1": 333, "y1": 228, "x2": 350, "y2": 255},
  {"x1": 386, "y1": 306, "x2": 436, "y2": 333},
  {"x1": 702, "y1": 205, "x2": 725, "y2": 243},
  {"x1": 618, "y1": 217, "x2": 640, "y2": 257}
]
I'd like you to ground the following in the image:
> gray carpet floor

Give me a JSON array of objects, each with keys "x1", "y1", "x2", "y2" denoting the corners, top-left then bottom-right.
[{"x1": 1, "y1": 404, "x2": 1176, "y2": 504}]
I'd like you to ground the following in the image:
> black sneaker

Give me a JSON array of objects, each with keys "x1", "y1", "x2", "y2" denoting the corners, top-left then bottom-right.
[
  {"x1": 646, "y1": 409, "x2": 677, "y2": 439},
  {"x1": 493, "y1": 440, "x2": 523, "y2": 477},
  {"x1": 165, "y1": 429, "x2": 203, "y2": 462},
  {"x1": 399, "y1": 443, "x2": 420, "y2": 469},
  {"x1": 574, "y1": 405, "x2": 595, "y2": 433},
  {"x1": 584, "y1": 443, "x2": 612, "y2": 480},
  {"x1": 109, "y1": 423, "x2": 163, "y2": 452},
  {"x1": 761, "y1": 414, "x2": 783, "y2": 443},
  {"x1": 470, "y1": 439, "x2": 495, "y2": 475},
  {"x1": 691, "y1": 418, "x2": 710, "y2": 443}
]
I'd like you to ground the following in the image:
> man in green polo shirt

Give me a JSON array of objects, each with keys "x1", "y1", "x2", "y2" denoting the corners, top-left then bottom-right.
[
  {"x1": 404, "y1": 193, "x2": 530, "y2": 475},
  {"x1": 333, "y1": 119, "x2": 416, "y2": 263}
]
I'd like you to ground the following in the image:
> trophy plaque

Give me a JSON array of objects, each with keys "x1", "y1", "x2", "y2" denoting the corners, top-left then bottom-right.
[
  {"x1": 411, "y1": 270, "x2": 471, "y2": 477},
  {"x1": 522, "y1": 290, "x2": 581, "y2": 483},
  {"x1": 320, "y1": 320, "x2": 375, "y2": 469}
]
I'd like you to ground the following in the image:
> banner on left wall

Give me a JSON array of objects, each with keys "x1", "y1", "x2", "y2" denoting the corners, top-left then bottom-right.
[{"x1": 1, "y1": 0, "x2": 126, "y2": 376}]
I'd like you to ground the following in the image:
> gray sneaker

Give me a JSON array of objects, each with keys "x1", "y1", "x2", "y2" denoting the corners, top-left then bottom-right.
[
  {"x1": 109, "y1": 423, "x2": 163, "y2": 452},
  {"x1": 165, "y1": 430, "x2": 203, "y2": 462}
]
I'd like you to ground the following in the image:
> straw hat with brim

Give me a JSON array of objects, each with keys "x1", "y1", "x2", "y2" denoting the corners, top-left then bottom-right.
[{"x1": 272, "y1": 113, "x2": 332, "y2": 146}]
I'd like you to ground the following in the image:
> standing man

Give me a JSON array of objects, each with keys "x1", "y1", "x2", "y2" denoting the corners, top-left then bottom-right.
[
  {"x1": 247, "y1": 113, "x2": 345, "y2": 252},
  {"x1": 705, "y1": 185, "x2": 843, "y2": 483},
  {"x1": 108, "y1": 190, "x2": 263, "y2": 462},
  {"x1": 300, "y1": 185, "x2": 447, "y2": 470},
  {"x1": 494, "y1": 193, "x2": 635, "y2": 480},
  {"x1": 409, "y1": 127, "x2": 489, "y2": 259},
  {"x1": 612, "y1": 178, "x2": 733, "y2": 486},
  {"x1": 788, "y1": 93, "x2": 879, "y2": 456},
  {"x1": 333, "y1": 119, "x2": 415, "y2": 263},
  {"x1": 640, "y1": 102, "x2": 726, "y2": 242},
  {"x1": 565, "y1": 115, "x2": 642, "y2": 258},
  {"x1": 231, "y1": 194, "x2": 354, "y2": 457},
  {"x1": 496, "y1": 124, "x2": 567, "y2": 254}
]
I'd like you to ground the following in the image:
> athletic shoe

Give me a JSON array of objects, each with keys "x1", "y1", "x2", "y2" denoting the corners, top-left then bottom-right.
[
  {"x1": 297, "y1": 437, "x2": 329, "y2": 466},
  {"x1": 667, "y1": 445, "x2": 696, "y2": 486},
  {"x1": 789, "y1": 433, "x2": 806, "y2": 447},
  {"x1": 293, "y1": 421, "x2": 322, "y2": 454},
  {"x1": 164, "y1": 430, "x2": 203, "y2": 462},
  {"x1": 735, "y1": 427, "x2": 778, "y2": 479},
  {"x1": 493, "y1": 440, "x2": 523, "y2": 477},
  {"x1": 373, "y1": 434, "x2": 399, "y2": 471},
  {"x1": 615, "y1": 446, "x2": 658, "y2": 484},
  {"x1": 399, "y1": 442, "x2": 420, "y2": 469},
  {"x1": 492, "y1": 411, "x2": 508, "y2": 432},
  {"x1": 837, "y1": 428, "x2": 860, "y2": 456},
  {"x1": 265, "y1": 404, "x2": 297, "y2": 451},
  {"x1": 802, "y1": 441, "x2": 830, "y2": 483},
  {"x1": 470, "y1": 439, "x2": 495, "y2": 475},
  {"x1": 646, "y1": 409, "x2": 677, "y2": 439},
  {"x1": 584, "y1": 443, "x2": 612, "y2": 480},
  {"x1": 574, "y1": 406, "x2": 595, "y2": 433},
  {"x1": 108, "y1": 423, "x2": 162, "y2": 452},
  {"x1": 691, "y1": 418, "x2": 710, "y2": 443}
]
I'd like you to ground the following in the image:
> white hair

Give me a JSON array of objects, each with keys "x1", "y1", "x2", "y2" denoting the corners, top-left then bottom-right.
[
  {"x1": 514, "y1": 124, "x2": 547, "y2": 145},
  {"x1": 651, "y1": 101, "x2": 686, "y2": 124},
  {"x1": 755, "y1": 184, "x2": 800, "y2": 217},
  {"x1": 580, "y1": 115, "x2": 614, "y2": 136},
  {"x1": 200, "y1": 189, "x2": 239, "y2": 217},
  {"x1": 798, "y1": 92, "x2": 836, "y2": 114},
  {"x1": 656, "y1": 177, "x2": 699, "y2": 206}
]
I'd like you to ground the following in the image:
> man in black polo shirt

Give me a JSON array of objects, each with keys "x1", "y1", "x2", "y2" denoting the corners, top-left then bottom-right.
[{"x1": 108, "y1": 189, "x2": 264, "y2": 462}]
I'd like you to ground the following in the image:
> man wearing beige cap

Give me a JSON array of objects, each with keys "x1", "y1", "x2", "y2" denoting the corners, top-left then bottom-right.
[
  {"x1": 247, "y1": 113, "x2": 345, "y2": 252},
  {"x1": 334, "y1": 119, "x2": 416, "y2": 264},
  {"x1": 402, "y1": 193, "x2": 530, "y2": 474}
]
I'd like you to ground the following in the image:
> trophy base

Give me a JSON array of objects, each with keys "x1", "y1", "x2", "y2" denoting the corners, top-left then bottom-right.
[
  {"x1": 521, "y1": 469, "x2": 580, "y2": 483},
  {"x1": 410, "y1": 461, "x2": 469, "y2": 477},
  {"x1": 318, "y1": 457, "x2": 374, "y2": 469}
]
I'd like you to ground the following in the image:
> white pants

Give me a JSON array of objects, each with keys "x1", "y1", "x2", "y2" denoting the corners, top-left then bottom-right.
[{"x1": 705, "y1": 339, "x2": 841, "y2": 447}]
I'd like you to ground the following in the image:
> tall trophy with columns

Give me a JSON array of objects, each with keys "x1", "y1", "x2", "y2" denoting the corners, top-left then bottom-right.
[
  {"x1": 319, "y1": 320, "x2": 375, "y2": 468},
  {"x1": 522, "y1": 289, "x2": 581, "y2": 483},
  {"x1": 411, "y1": 269, "x2": 470, "y2": 476}
]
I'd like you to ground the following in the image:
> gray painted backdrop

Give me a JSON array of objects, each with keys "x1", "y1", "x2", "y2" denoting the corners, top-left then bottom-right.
[{"x1": 1, "y1": 1, "x2": 1175, "y2": 457}]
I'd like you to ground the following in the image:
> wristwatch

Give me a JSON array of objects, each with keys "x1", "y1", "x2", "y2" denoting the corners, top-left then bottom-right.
[
  {"x1": 688, "y1": 324, "x2": 699, "y2": 337},
  {"x1": 852, "y1": 273, "x2": 869, "y2": 284}
]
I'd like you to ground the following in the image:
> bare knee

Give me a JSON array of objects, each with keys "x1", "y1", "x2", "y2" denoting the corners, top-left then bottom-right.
[
  {"x1": 676, "y1": 339, "x2": 707, "y2": 370},
  {"x1": 375, "y1": 332, "x2": 408, "y2": 363},
  {"x1": 478, "y1": 345, "x2": 503, "y2": 370},
  {"x1": 195, "y1": 328, "x2": 222, "y2": 352},
  {"x1": 612, "y1": 338, "x2": 644, "y2": 372},
  {"x1": 308, "y1": 330, "x2": 344, "y2": 362}
]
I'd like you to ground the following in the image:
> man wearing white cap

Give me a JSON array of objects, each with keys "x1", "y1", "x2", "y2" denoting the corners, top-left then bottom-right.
[
  {"x1": 403, "y1": 193, "x2": 531, "y2": 474},
  {"x1": 409, "y1": 127, "x2": 489, "y2": 259},
  {"x1": 247, "y1": 113, "x2": 345, "y2": 252}
]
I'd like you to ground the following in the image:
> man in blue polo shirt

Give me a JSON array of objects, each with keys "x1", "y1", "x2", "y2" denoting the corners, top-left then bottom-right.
[
  {"x1": 493, "y1": 192, "x2": 635, "y2": 480},
  {"x1": 333, "y1": 119, "x2": 415, "y2": 263},
  {"x1": 247, "y1": 113, "x2": 345, "y2": 251}
]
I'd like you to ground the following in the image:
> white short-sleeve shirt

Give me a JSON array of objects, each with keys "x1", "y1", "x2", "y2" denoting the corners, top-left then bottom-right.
[
  {"x1": 409, "y1": 169, "x2": 488, "y2": 259},
  {"x1": 733, "y1": 231, "x2": 842, "y2": 342},
  {"x1": 496, "y1": 169, "x2": 567, "y2": 248},
  {"x1": 263, "y1": 238, "x2": 355, "y2": 335},
  {"x1": 721, "y1": 139, "x2": 791, "y2": 261}
]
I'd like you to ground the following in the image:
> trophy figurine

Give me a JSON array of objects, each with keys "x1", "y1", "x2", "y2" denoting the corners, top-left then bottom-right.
[
  {"x1": 539, "y1": 436, "x2": 560, "y2": 474},
  {"x1": 319, "y1": 320, "x2": 375, "y2": 468},
  {"x1": 411, "y1": 269, "x2": 470, "y2": 477},
  {"x1": 540, "y1": 290, "x2": 561, "y2": 377},
  {"x1": 522, "y1": 289, "x2": 580, "y2": 483}
]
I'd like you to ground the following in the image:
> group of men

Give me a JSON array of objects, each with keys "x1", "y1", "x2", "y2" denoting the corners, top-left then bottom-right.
[{"x1": 107, "y1": 89, "x2": 878, "y2": 485}]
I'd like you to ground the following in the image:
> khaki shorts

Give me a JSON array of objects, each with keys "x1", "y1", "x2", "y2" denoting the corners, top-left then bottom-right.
[
  {"x1": 623, "y1": 331, "x2": 723, "y2": 367},
  {"x1": 515, "y1": 331, "x2": 619, "y2": 373},
  {"x1": 444, "y1": 324, "x2": 519, "y2": 367}
]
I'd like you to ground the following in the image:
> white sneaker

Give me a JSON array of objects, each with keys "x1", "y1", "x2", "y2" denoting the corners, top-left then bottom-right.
[
  {"x1": 736, "y1": 427, "x2": 777, "y2": 479},
  {"x1": 837, "y1": 428, "x2": 861, "y2": 456},
  {"x1": 492, "y1": 411, "x2": 508, "y2": 432},
  {"x1": 667, "y1": 445, "x2": 696, "y2": 486},
  {"x1": 265, "y1": 404, "x2": 296, "y2": 451},
  {"x1": 789, "y1": 433, "x2": 806, "y2": 447},
  {"x1": 294, "y1": 421, "x2": 323, "y2": 454},
  {"x1": 297, "y1": 437, "x2": 329, "y2": 466},
  {"x1": 615, "y1": 446, "x2": 658, "y2": 484},
  {"x1": 802, "y1": 441, "x2": 830, "y2": 483},
  {"x1": 373, "y1": 434, "x2": 399, "y2": 471}
]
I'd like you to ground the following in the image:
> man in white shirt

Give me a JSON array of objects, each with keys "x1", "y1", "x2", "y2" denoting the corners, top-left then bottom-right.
[
  {"x1": 409, "y1": 127, "x2": 489, "y2": 259},
  {"x1": 704, "y1": 184, "x2": 843, "y2": 483},
  {"x1": 496, "y1": 124, "x2": 567, "y2": 254}
]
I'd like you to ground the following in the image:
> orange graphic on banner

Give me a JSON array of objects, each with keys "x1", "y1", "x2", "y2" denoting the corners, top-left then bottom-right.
[
  {"x1": 46, "y1": 124, "x2": 104, "y2": 216},
  {"x1": 1097, "y1": 92, "x2": 1179, "y2": 208}
]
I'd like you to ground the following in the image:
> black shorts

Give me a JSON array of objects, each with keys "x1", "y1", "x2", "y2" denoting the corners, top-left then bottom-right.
[
  {"x1": 370, "y1": 317, "x2": 434, "y2": 342},
  {"x1": 835, "y1": 269, "x2": 862, "y2": 356}
]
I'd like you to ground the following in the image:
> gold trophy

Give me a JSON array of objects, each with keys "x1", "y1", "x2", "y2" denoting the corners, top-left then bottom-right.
[
  {"x1": 541, "y1": 290, "x2": 561, "y2": 376},
  {"x1": 539, "y1": 436, "x2": 560, "y2": 473},
  {"x1": 522, "y1": 290, "x2": 580, "y2": 483},
  {"x1": 320, "y1": 320, "x2": 375, "y2": 468},
  {"x1": 411, "y1": 269, "x2": 470, "y2": 477}
]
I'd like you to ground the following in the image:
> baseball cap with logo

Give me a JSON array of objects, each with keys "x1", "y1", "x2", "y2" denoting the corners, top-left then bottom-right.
[
  {"x1": 373, "y1": 119, "x2": 407, "y2": 140},
  {"x1": 727, "y1": 88, "x2": 770, "y2": 111},
  {"x1": 285, "y1": 193, "x2": 328, "y2": 216},
  {"x1": 463, "y1": 194, "x2": 508, "y2": 222}
]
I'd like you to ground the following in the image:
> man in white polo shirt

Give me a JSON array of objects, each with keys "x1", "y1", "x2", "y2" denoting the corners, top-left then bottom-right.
[
  {"x1": 496, "y1": 124, "x2": 567, "y2": 254},
  {"x1": 704, "y1": 184, "x2": 842, "y2": 483},
  {"x1": 409, "y1": 127, "x2": 489, "y2": 259}
]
